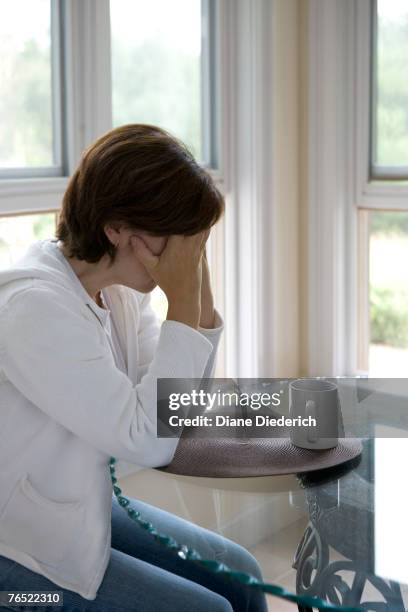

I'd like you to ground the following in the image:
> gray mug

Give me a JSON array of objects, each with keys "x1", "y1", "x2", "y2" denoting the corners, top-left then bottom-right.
[{"x1": 289, "y1": 379, "x2": 342, "y2": 449}]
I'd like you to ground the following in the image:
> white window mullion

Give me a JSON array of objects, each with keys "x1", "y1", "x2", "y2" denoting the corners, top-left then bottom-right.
[{"x1": 62, "y1": 0, "x2": 112, "y2": 174}]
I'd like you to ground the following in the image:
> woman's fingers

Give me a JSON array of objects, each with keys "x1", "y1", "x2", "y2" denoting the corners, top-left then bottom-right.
[
  {"x1": 132, "y1": 230, "x2": 210, "y2": 270},
  {"x1": 130, "y1": 236, "x2": 159, "y2": 271},
  {"x1": 164, "y1": 232, "x2": 208, "y2": 261},
  {"x1": 177, "y1": 229, "x2": 210, "y2": 254}
]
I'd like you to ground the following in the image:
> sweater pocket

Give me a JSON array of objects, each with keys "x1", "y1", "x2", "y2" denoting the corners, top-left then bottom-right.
[{"x1": 0, "y1": 473, "x2": 83, "y2": 567}]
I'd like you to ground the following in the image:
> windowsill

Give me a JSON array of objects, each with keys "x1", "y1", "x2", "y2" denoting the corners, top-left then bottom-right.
[{"x1": 0, "y1": 177, "x2": 68, "y2": 215}]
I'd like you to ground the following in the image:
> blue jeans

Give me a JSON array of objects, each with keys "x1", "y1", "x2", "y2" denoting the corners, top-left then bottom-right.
[{"x1": 0, "y1": 495, "x2": 268, "y2": 611}]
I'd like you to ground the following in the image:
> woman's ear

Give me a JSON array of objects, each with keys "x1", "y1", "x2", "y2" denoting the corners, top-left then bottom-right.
[{"x1": 104, "y1": 224, "x2": 123, "y2": 248}]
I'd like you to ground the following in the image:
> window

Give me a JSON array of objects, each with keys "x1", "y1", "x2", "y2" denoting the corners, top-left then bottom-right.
[
  {"x1": 371, "y1": 0, "x2": 408, "y2": 176},
  {"x1": 368, "y1": 212, "x2": 408, "y2": 375},
  {"x1": 357, "y1": 0, "x2": 408, "y2": 376},
  {"x1": 110, "y1": 0, "x2": 215, "y2": 167},
  {"x1": 308, "y1": 0, "x2": 408, "y2": 378},
  {"x1": 0, "y1": 0, "x2": 64, "y2": 178}
]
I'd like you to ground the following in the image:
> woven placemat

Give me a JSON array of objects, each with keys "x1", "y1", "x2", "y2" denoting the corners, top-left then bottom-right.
[{"x1": 159, "y1": 438, "x2": 363, "y2": 478}]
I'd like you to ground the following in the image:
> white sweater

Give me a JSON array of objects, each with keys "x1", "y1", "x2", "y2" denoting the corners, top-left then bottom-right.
[{"x1": 0, "y1": 239, "x2": 223, "y2": 599}]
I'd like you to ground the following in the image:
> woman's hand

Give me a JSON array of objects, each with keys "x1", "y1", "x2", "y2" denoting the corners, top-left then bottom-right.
[
  {"x1": 199, "y1": 248, "x2": 215, "y2": 328},
  {"x1": 131, "y1": 230, "x2": 209, "y2": 329}
]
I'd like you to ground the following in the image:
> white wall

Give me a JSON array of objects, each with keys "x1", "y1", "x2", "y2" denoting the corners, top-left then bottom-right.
[{"x1": 271, "y1": 0, "x2": 300, "y2": 377}]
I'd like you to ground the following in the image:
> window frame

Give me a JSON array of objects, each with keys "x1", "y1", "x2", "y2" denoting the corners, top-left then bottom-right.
[
  {"x1": 307, "y1": 0, "x2": 408, "y2": 378},
  {"x1": 357, "y1": 0, "x2": 408, "y2": 372}
]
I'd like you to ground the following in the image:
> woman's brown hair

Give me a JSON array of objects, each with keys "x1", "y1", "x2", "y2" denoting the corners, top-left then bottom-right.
[{"x1": 56, "y1": 124, "x2": 224, "y2": 262}]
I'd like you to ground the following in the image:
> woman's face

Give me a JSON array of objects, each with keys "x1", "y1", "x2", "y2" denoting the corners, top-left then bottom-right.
[{"x1": 111, "y1": 228, "x2": 168, "y2": 293}]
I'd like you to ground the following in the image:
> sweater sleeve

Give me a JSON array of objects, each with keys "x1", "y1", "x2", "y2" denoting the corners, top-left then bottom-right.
[
  {"x1": 0, "y1": 286, "x2": 213, "y2": 467},
  {"x1": 134, "y1": 291, "x2": 163, "y2": 383},
  {"x1": 135, "y1": 291, "x2": 224, "y2": 382},
  {"x1": 197, "y1": 309, "x2": 224, "y2": 378}
]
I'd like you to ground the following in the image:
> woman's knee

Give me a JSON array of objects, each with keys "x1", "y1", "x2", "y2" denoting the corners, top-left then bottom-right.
[
  {"x1": 222, "y1": 540, "x2": 263, "y2": 582},
  {"x1": 193, "y1": 589, "x2": 234, "y2": 612}
]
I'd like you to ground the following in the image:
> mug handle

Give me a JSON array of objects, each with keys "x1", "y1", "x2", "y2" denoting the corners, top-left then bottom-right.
[{"x1": 306, "y1": 400, "x2": 318, "y2": 443}]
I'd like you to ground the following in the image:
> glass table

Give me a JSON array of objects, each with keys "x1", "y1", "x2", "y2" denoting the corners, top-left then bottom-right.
[
  {"x1": 122, "y1": 379, "x2": 408, "y2": 611},
  {"x1": 291, "y1": 436, "x2": 406, "y2": 611}
]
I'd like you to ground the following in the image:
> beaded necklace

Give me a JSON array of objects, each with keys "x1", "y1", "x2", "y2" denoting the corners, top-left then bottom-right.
[{"x1": 109, "y1": 457, "x2": 361, "y2": 611}]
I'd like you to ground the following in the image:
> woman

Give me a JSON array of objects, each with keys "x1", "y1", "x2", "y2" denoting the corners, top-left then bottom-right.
[{"x1": 0, "y1": 125, "x2": 267, "y2": 611}]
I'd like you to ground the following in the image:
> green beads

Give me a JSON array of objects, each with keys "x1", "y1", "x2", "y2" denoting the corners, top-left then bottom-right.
[
  {"x1": 127, "y1": 508, "x2": 140, "y2": 519},
  {"x1": 138, "y1": 519, "x2": 151, "y2": 530},
  {"x1": 106, "y1": 454, "x2": 354, "y2": 611}
]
